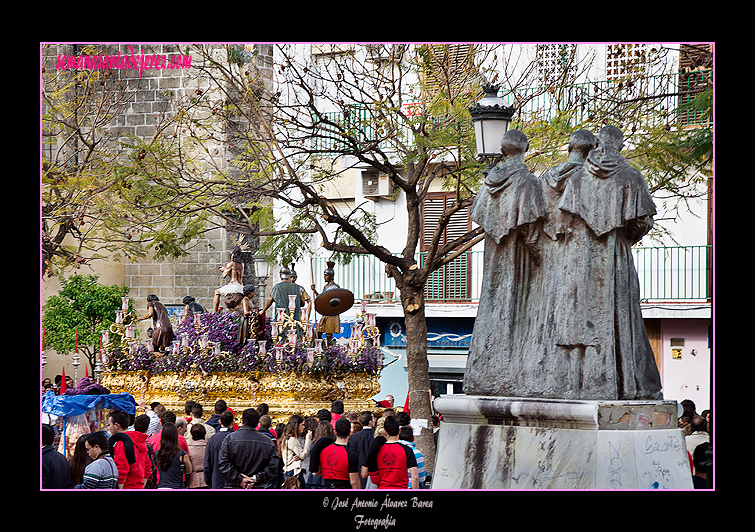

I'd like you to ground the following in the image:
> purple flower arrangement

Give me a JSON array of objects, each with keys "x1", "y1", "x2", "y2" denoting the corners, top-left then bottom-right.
[
  {"x1": 174, "y1": 312, "x2": 241, "y2": 353},
  {"x1": 106, "y1": 311, "x2": 383, "y2": 377}
]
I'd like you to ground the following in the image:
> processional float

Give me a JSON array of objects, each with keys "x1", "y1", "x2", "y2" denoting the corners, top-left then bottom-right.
[{"x1": 100, "y1": 291, "x2": 384, "y2": 423}]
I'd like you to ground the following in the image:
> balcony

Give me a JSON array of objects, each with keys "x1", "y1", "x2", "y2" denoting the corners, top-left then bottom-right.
[
  {"x1": 312, "y1": 70, "x2": 712, "y2": 153},
  {"x1": 311, "y1": 245, "x2": 712, "y2": 307}
]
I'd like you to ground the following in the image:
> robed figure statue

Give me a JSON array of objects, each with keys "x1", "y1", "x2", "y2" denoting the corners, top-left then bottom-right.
[
  {"x1": 463, "y1": 129, "x2": 546, "y2": 397},
  {"x1": 463, "y1": 126, "x2": 662, "y2": 401},
  {"x1": 555, "y1": 126, "x2": 662, "y2": 400}
]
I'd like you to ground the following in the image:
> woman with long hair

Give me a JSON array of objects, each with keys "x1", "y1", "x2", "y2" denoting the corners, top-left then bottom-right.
[
  {"x1": 68, "y1": 433, "x2": 93, "y2": 487},
  {"x1": 306, "y1": 419, "x2": 334, "y2": 488},
  {"x1": 155, "y1": 422, "x2": 192, "y2": 489},
  {"x1": 279, "y1": 414, "x2": 312, "y2": 489}
]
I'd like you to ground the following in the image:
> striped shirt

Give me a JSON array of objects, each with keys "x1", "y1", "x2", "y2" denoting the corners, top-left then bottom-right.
[
  {"x1": 399, "y1": 440, "x2": 425, "y2": 488},
  {"x1": 74, "y1": 456, "x2": 118, "y2": 489}
]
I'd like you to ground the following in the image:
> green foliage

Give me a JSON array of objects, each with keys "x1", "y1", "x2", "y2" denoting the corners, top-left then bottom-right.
[
  {"x1": 256, "y1": 206, "x2": 316, "y2": 267},
  {"x1": 42, "y1": 275, "x2": 132, "y2": 366},
  {"x1": 41, "y1": 47, "x2": 213, "y2": 277}
]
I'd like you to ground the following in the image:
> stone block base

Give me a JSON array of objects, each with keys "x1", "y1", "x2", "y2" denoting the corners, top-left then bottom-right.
[{"x1": 432, "y1": 395, "x2": 693, "y2": 489}]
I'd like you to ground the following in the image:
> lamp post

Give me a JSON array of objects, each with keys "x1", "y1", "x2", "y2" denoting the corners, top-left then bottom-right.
[
  {"x1": 468, "y1": 84, "x2": 515, "y2": 169},
  {"x1": 254, "y1": 256, "x2": 271, "y2": 310}
]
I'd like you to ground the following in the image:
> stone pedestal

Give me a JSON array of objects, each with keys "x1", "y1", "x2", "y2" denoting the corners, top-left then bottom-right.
[{"x1": 432, "y1": 395, "x2": 693, "y2": 489}]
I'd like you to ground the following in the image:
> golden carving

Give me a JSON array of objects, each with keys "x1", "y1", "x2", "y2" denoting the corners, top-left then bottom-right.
[{"x1": 102, "y1": 369, "x2": 381, "y2": 424}]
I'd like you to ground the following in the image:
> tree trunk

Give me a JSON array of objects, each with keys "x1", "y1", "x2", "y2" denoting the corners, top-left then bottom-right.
[{"x1": 400, "y1": 283, "x2": 436, "y2": 475}]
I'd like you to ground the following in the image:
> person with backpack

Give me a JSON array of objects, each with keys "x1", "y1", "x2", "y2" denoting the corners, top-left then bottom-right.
[{"x1": 144, "y1": 439, "x2": 159, "y2": 489}]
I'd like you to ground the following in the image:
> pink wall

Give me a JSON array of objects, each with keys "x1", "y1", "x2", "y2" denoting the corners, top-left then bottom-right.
[{"x1": 660, "y1": 318, "x2": 711, "y2": 413}]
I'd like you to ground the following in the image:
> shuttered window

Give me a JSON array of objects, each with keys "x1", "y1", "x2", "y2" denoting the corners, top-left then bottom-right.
[
  {"x1": 420, "y1": 193, "x2": 472, "y2": 301},
  {"x1": 679, "y1": 44, "x2": 712, "y2": 127},
  {"x1": 422, "y1": 44, "x2": 478, "y2": 96}
]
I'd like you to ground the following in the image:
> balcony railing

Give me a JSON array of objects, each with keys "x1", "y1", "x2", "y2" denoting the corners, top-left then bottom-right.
[
  {"x1": 311, "y1": 245, "x2": 711, "y2": 305},
  {"x1": 312, "y1": 71, "x2": 712, "y2": 152},
  {"x1": 633, "y1": 245, "x2": 711, "y2": 301}
]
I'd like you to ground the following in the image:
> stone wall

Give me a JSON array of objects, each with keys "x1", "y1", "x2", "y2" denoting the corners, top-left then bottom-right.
[
  {"x1": 42, "y1": 43, "x2": 273, "y2": 343},
  {"x1": 125, "y1": 225, "x2": 226, "y2": 312}
]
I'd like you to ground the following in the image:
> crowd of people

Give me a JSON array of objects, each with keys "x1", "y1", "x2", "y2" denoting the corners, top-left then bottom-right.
[
  {"x1": 42, "y1": 390, "x2": 712, "y2": 490},
  {"x1": 42, "y1": 396, "x2": 436, "y2": 490},
  {"x1": 677, "y1": 399, "x2": 713, "y2": 489}
]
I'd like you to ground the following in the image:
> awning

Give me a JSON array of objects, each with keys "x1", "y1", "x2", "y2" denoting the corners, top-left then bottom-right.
[
  {"x1": 384, "y1": 347, "x2": 468, "y2": 374},
  {"x1": 42, "y1": 391, "x2": 137, "y2": 418}
]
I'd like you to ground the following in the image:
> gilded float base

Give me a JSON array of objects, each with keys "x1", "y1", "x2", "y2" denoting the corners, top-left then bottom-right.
[{"x1": 102, "y1": 370, "x2": 381, "y2": 424}]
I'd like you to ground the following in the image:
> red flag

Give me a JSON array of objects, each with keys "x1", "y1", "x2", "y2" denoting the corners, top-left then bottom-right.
[
  {"x1": 403, "y1": 394, "x2": 410, "y2": 416},
  {"x1": 85, "y1": 365, "x2": 89, "y2": 379},
  {"x1": 60, "y1": 367, "x2": 68, "y2": 394}
]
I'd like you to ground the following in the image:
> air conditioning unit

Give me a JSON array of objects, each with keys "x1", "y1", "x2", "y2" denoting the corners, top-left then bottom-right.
[{"x1": 362, "y1": 170, "x2": 391, "y2": 200}]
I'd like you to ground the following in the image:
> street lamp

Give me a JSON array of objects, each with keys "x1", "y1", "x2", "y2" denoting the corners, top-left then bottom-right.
[
  {"x1": 253, "y1": 256, "x2": 271, "y2": 310},
  {"x1": 469, "y1": 84, "x2": 515, "y2": 168}
]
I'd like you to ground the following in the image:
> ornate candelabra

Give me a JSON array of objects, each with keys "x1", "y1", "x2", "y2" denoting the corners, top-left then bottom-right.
[
  {"x1": 268, "y1": 295, "x2": 322, "y2": 368},
  {"x1": 105, "y1": 298, "x2": 139, "y2": 353},
  {"x1": 352, "y1": 299, "x2": 380, "y2": 349}
]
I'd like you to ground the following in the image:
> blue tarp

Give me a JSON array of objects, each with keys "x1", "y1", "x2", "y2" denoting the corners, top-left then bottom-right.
[{"x1": 42, "y1": 391, "x2": 137, "y2": 418}]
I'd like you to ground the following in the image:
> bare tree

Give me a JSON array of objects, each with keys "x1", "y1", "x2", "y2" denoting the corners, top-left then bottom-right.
[
  {"x1": 41, "y1": 43, "x2": 214, "y2": 278},
  {"x1": 149, "y1": 43, "x2": 713, "y2": 472},
  {"x1": 161, "y1": 44, "x2": 509, "y2": 471}
]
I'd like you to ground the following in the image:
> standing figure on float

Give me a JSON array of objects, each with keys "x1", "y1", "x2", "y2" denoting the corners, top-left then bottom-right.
[{"x1": 213, "y1": 246, "x2": 245, "y2": 313}]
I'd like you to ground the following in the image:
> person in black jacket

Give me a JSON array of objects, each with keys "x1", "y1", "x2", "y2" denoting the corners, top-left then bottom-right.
[
  {"x1": 347, "y1": 411, "x2": 375, "y2": 488},
  {"x1": 204, "y1": 410, "x2": 235, "y2": 489},
  {"x1": 218, "y1": 408, "x2": 279, "y2": 489},
  {"x1": 42, "y1": 424, "x2": 70, "y2": 489}
]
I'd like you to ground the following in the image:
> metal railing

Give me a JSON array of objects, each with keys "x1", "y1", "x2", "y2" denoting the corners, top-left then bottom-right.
[
  {"x1": 311, "y1": 245, "x2": 711, "y2": 304},
  {"x1": 633, "y1": 245, "x2": 711, "y2": 301},
  {"x1": 312, "y1": 71, "x2": 712, "y2": 152},
  {"x1": 511, "y1": 70, "x2": 712, "y2": 129}
]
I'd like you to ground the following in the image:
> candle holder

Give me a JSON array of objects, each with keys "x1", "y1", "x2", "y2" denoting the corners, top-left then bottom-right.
[
  {"x1": 196, "y1": 335, "x2": 215, "y2": 359},
  {"x1": 72, "y1": 352, "x2": 81, "y2": 382},
  {"x1": 194, "y1": 314, "x2": 209, "y2": 338},
  {"x1": 272, "y1": 307, "x2": 312, "y2": 347},
  {"x1": 108, "y1": 309, "x2": 139, "y2": 353},
  {"x1": 94, "y1": 349, "x2": 106, "y2": 383}
]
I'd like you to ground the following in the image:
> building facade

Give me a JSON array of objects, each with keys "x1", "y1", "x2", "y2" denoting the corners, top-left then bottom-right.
[{"x1": 292, "y1": 43, "x2": 713, "y2": 412}]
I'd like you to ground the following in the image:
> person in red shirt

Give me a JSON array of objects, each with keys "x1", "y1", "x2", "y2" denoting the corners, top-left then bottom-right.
[
  {"x1": 310, "y1": 418, "x2": 360, "y2": 489},
  {"x1": 147, "y1": 411, "x2": 189, "y2": 452},
  {"x1": 125, "y1": 414, "x2": 152, "y2": 488},
  {"x1": 365, "y1": 416, "x2": 419, "y2": 489},
  {"x1": 107, "y1": 409, "x2": 149, "y2": 489},
  {"x1": 330, "y1": 400, "x2": 344, "y2": 428}
]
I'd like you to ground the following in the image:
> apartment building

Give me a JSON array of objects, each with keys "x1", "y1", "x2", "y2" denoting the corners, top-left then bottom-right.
[{"x1": 281, "y1": 43, "x2": 713, "y2": 412}]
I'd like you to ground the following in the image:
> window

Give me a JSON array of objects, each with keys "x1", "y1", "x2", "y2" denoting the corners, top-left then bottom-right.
[
  {"x1": 422, "y1": 44, "x2": 479, "y2": 97},
  {"x1": 536, "y1": 44, "x2": 578, "y2": 86},
  {"x1": 606, "y1": 43, "x2": 649, "y2": 80},
  {"x1": 678, "y1": 44, "x2": 712, "y2": 127},
  {"x1": 420, "y1": 192, "x2": 472, "y2": 301}
]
